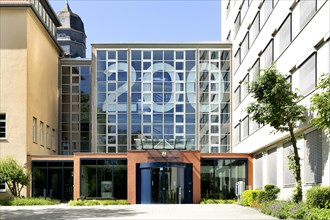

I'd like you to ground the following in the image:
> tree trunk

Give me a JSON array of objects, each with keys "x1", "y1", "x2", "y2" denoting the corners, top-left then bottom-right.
[{"x1": 289, "y1": 125, "x2": 302, "y2": 203}]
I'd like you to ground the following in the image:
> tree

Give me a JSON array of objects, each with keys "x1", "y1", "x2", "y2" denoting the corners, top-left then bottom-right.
[
  {"x1": 246, "y1": 65, "x2": 306, "y2": 203},
  {"x1": 0, "y1": 157, "x2": 29, "y2": 197},
  {"x1": 310, "y1": 73, "x2": 330, "y2": 134}
]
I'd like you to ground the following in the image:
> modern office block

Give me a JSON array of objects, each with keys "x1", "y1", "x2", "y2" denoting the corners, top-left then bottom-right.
[{"x1": 221, "y1": 0, "x2": 330, "y2": 199}]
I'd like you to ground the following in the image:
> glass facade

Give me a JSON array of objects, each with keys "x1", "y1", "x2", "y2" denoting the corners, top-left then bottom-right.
[
  {"x1": 80, "y1": 159, "x2": 127, "y2": 199},
  {"x1": 96, "y1": 50, "x2": 129, "y2": 153},
  {"x1": 201, "y1": 159, "x2": 247, "y2": 199},
  {"x1": 95, "y1": 48, "x2": 230, "y2": 153},
  {"x1": 32, "y1": 161, "x2": 73, "y2": 202},
  {"x1": 61, "y1": 65, "x2": 91, "y2": 154}
]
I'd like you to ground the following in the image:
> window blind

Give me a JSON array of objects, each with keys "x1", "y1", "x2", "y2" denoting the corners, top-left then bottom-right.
[
  {"x1": 267, "y1": 147, "x2": 277, "y2": 185},
  {"x1": 305, "y1": 129, "x2": 322, "y2": 183}
]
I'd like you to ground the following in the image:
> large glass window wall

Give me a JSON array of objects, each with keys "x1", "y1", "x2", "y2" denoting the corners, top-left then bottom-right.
[
  {"x1": 80, "y1": 159, "x2": 127, "y2": 199},
  {"x1": 96, "y1": 50, "x2": 128, "y2": 153},
  {"x1": 130, "y1": 50, "x2": 197, "y2": 150},
  {"x1": 201, "y1": 159, "x2": 247, "y2": 199},
  {"x1": 61, "y1": 65, "x2": 91, "y2": 154},
  {"x1": 199, "y1": 50, "x2": 230, "y2": 153},
  {"x1": 96, "y1": 48, "x2": 230, "y2": 153}
]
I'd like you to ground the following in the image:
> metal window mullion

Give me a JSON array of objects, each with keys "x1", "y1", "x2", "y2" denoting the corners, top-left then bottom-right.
[
  {"x1": 105, "y1": 51, "x2": 109, "y2": 153},
  {"x1": 127, "y1": 49, "x2": 131, "y2": 151},
  {"x1": 196, "y1": 49, "x2": 199, "y2": 151}
]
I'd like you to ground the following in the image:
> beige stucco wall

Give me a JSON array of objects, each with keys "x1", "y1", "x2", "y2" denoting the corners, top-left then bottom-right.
[
  {"x1": 0, "y1": 8, "x2": 28, "y2": 164},
  {"x1": 26, "y1": 8, "x2": 60, "y2": 156},
  {"x1": 0, "y1": 7, "x2": 61, "y2": 198}
]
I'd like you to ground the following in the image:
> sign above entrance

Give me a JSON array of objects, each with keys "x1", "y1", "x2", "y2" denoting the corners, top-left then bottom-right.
[{"x1": 147, "y1": 150, "x2": 182, "y2": 162}]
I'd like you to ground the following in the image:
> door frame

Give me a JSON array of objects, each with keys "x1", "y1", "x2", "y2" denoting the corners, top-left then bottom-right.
[{"x1": 136, "y1": 162, "x2": 192, "y2": 204}]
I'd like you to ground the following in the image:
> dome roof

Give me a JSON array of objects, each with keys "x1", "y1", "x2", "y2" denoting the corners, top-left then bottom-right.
[{"x1": 57, "y1": 3, "x2": 85, "y2": 34}]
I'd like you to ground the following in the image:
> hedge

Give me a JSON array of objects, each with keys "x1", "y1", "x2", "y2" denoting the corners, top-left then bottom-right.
[
  {"x1": 306, "y1": 186, "x2": 330, "y2": 209},
  {"x1": 0, "y1": 197, "x2": 60, "y2": 206},
  {"x1": 241, "y1": 190, "x2": 260, "y2": 207},
  {"x1": 68, "y1": 199, "x2": 129, "y2": 206},
  {"x1": 200, "y1": 199, "x2": 237, "y2": 204}
]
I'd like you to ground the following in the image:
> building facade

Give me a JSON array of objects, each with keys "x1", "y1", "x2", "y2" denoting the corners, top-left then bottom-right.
[
  {"x1": 0, "y1": 0, "x2": 62, "y2": 197},
  {"x1": 91, "y1": 45, "x2": 231, "y2": 154},
  {"x1": 56, "y1": 43, "x2": 253, "y2": 204},
  {"x1": 34, "y1": 43, "x2": 252, "y2": 204},
  {"x1": 221, "y1": 0, "x2": 330, "y2": 199},
  {"x1": 2, "y1": 0, "x2": 329, "y2": 203}
]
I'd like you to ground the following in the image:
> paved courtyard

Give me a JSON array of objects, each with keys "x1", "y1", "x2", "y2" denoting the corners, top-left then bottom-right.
[{"x1": 0, "y1": 204, "x2": 277, "y2": 220}]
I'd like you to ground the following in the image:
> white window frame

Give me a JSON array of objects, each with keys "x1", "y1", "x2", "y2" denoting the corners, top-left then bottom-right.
[
  {"x1": 299, "y1": 0, "x2": 316, "y2": 30},
  {"x1": 234, "y1": 86, "x2": 241, "y2": 109},
  {"x1": 249, "y1": 12, "x2": 260, "y2": 48},
  {"x1": 292, "y1": 53, "x2": 316, "y2": 96},
  {"x1": 32, "y1": 117, "x2": 37, "y2": 143},
  {"x1": 46, "y1": 125, "x2": 50, "y2": 149},
  {"x1": 40, "y1": 121, "x2": 44, "y2": 146},
  {"x1": 261, "y1": 40, "x2": 273, "y2": 69},
  {"x1": 234, "y1": 123, "x2": 241, "y2": 145},
  {"x1": 241, "y1": 116, "x2": 249, "y2": 140},
  {"x1": 234, "y1": 12, "x2": 241, "y2": 38},
  {"x1": 52, "y1": 129, "x2": 56, "y2": 152},
  {"x1": 241, "y1": 73, "x2": 249, "y2": 101},
  {"x1": 249, "y1": 59, "x2": 260, "y2": 84},
  {"x1": 241, "y1": 0, "x2": 249, "y2": 21},
  {"x1": 241, "y1": 33, "x2": 249, "y2": 60},
  {"x1": 0, "y1": 113, "x2": 6, "y2": 139}
]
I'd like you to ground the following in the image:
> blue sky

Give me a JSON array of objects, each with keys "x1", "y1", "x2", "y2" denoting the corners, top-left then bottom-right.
[{"x1": 50, "y1": 0, "x2": 221, "y2": 57}]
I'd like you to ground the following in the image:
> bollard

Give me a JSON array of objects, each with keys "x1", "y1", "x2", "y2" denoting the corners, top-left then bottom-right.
[
  {"x1": 43, "y1": 189, "x2": 47, "y2": 199},
  {"x1": 178, "y1": 186, "x2": 182, "y2": 204}
]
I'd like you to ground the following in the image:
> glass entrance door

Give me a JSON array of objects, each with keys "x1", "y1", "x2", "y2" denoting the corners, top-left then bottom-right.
[
  {"x1": 151, "y1": 166, "x2": 184, "y2": 204},
  {"x1": 139, "y1": 162, "x2": 191, "y2": 204}
]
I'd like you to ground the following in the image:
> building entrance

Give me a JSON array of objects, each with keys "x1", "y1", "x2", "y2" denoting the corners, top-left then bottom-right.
[
  {"x1": 137, "y1": 162, "x2": 192, "y2": 204},
  {"x1": 32, "y1": 161, "x2": 73, "y2": 202}
]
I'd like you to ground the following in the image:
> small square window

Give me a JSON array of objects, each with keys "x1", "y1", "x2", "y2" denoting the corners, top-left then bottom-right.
[{"x1": 0, "y1": 183, "x2": 5, "y2": 192}]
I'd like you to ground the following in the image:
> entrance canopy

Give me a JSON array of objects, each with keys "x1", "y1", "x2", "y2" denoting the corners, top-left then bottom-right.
[{"x1": 134, "y1": 138, "x2": 194, "y2": 150}]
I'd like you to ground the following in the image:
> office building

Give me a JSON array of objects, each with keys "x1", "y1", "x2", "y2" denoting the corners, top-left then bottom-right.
[
  {"x1": 221, "y1": 0, "x2": 330, "y2": 199},
  {"x1": 1, "y1": 0, "x2": 329, "y2": 203}
]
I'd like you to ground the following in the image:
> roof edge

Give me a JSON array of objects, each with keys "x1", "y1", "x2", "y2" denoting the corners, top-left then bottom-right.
[
  {"x1": 40, "y1": 0, "x2": 61, "y2": 26},
  {"x1": 91, "y1": 42, "x2": 232, "y2": 49}
]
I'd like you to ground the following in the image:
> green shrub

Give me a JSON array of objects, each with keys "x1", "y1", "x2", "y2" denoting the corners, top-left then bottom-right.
[
  {"x1": 260, "y1": 200, "x2": 307, "y2": 219},
  {"x1": 68, "y1": 199, "x2": 129, "y2": 206},
  {"x1": 305, "y1": 208, "x2": 330, "y2": 220},
  {"x1": 200, "y1": 199, "x2": 237, "y2": 204},
  {"x1": 260, "y1": 200, "x2": 290, "y2": 219},
  {"x1": 203, "y1": 192, "x2": 225, "y2": 200},
  {"x1": 241, "y1": 190, "x2": 260, "y2": 207},
  {"x1": 306, "y1": 186, "x2": 330, "y2": 209},
  {"x1": 258, "y1": 184, "x2": 280, "y2": 203},
  {"x1": 0, "y1": 197, "x2": 60, "y2": 206},
  {"x1": 287, "y1": 202, "x2": 306, "y2": 219}
]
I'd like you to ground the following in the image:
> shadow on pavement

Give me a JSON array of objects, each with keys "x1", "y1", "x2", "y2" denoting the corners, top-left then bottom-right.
[{"x1": 0, "y1": 207, "x2": 145, "y2": 220}]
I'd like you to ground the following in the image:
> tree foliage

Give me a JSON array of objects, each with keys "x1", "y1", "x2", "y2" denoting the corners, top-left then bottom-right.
[
  {"x1": 246, "y1": 65, "x2": 306, "y2": 203},
  {"x1": 310, "y1": 73, "x2": 330, "y2": 134},
  {"x1": 0, "y1": 157, "x2": 29, "y2": 197}
]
